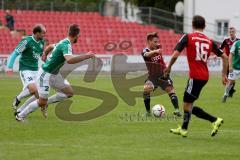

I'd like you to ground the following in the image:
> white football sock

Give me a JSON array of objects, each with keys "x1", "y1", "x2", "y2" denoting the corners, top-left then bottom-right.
[
  {"x1": 224, "y1": 84, "x2": 233, "y2": 96},
  {"x1": 47, "y1": 92, "x2": 68, "y2": 104},
  {"x1": 18, "y1": 100, "x2": 39, "y2": 118},
  {"x1": 17, "y1": 88, "x2": 30, "y2": 100},
  {"x1": 17, "y1": 95, "x2": 37, "y2": 113}
]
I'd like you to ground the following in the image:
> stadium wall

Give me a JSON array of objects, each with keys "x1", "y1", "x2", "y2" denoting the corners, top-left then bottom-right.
[{"x1": 0, "y1": 54, "x2": 222, "y2": 73}]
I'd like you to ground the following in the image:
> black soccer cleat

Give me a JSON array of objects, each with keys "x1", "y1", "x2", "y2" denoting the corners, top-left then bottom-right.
[
  {"x1": 173, "y1": 110, "x2": 182, "y2": 117},
  {"x1": 12, "y1": 97, "x2": 21, "y2": 110}
]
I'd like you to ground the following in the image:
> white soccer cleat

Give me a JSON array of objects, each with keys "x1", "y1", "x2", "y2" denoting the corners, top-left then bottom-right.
[{"x1": 15, "y1": 114, "x2": 25, "y2": 122}]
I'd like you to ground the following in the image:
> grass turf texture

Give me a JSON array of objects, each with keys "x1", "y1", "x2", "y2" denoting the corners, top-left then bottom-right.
[{"x1": 0, "y1": 74, "x2": 239, "y2": 160}]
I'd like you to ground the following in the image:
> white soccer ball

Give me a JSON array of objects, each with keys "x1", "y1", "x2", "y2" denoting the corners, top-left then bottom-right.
[{"x1": 152, "y1": 104, "x2": 165, "y2": 117}]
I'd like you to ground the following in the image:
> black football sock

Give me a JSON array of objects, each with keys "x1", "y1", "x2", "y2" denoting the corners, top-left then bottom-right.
[
  {"x1": 182, "y1": 110, "x2": 191, "y2": 130},
  {"x1": 143, "y1": 92, "x2": 151, "y2": 112},
  {"x1": 229, "y1": 82, "x2": 236, "y2": 95},
  {"x1": 169, "y1": 93, "x2": 179, "y2": 109},
  {"x1": 192, "y1": 106, "x2": 217, "y2": 123}
]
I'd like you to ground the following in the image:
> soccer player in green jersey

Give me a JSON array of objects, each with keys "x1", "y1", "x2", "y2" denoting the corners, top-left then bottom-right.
[
  {"x1": 222, "y1": 40, "x2": 240, "y2": 102},
  {"x1": 16, "y1": 24, "x2": 95, "y2": 121},
  {"x1": 7, "y1": 24, "x2": 46, "y2": 111}
]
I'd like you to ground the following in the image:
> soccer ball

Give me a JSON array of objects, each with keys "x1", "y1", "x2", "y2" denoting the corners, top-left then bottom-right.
[{"x1": 152, "y1": 104, "x2": 165, "y2": 117}]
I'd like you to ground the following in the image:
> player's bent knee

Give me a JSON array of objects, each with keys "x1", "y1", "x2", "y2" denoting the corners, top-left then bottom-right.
[
  {"x1": 38, "y1": 98, "x2": 47, "y2": 107},
  {"x1": 165, "y1": 86, "x2": 174, "y2": 94},
  {"x1": 143, "y1": 85, "x2": 153, "y2": 93},
  {"x1": 28, "y1": 84, "x2": 37, "y2": 95}
]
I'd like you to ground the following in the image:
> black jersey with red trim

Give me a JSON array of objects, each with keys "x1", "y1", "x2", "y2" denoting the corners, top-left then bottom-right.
[{"x1": 141, "y1": 48, "x2": 166, "y2": 77}]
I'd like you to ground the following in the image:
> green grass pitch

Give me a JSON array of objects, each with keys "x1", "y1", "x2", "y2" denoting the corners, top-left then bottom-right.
[{"x1": 0, "y1": 74, "x2": 239, "y2": 160}]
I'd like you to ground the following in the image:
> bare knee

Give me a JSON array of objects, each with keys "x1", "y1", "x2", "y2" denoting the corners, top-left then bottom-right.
[
  {"x1": 183, "y1": 102, "x2": 192, "y2": 111},
  {"x1": 38, "y1": 98, "x2": 47, "y2": 107},
  {"x1": 61, "y1": 86, "x2": 73, "y2": 98},
  {"x1": 28, "y1": 84, "x2": 38, "y2": 96},
  {"x1": 143, "y1": 85, "x2": 153, "y2": 93},
  {"x1": 165, "y1": 86, "x2": 174, "y2": 94}
]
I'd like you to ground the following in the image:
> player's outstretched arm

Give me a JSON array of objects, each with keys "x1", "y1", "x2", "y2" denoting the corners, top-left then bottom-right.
[
  {"x1": 64, "y1": 52, "x2": 95, "y2": 64},
  {"x1": 144, "y1": 49, "x2": 162, "y2": 57},
  {"x1": 7, "y1": 50, "x2": 20, "y2": 69}
]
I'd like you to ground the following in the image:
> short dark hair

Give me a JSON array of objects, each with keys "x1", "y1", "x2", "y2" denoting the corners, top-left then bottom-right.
[
  {"x1": 147, "y1": 32, "x2": 159, "y2": 41},
  {"x1": 192, "y1": 15, "x2": 205, "y2": 29},
  {"x1": 33, "y1": 24, "x2": 43, "y2": 34},
  {"x1": 68, "y1": 24, "x2": 80, "y2": 37}
]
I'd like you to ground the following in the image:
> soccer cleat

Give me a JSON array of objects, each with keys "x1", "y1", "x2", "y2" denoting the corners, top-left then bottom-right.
[
  {"x1": 173, "y1": 110, "x2": 182, "y2": 117},
  {"x1": 144, "y1": 111, "x2": 152, "y2": 117},
  {"x1": 12, "y1": 97, "x2": 21, "y2": 110},
  {"x1": 15, "y1": 114, "x2": 25, "y2": 122},
  {"x1": 211, "y1": 118, "x2": 224, "y2": 137},
  {"x1": 41, "y1": 105, "x2": 48, "y2": 118},
  {"x1": 14, "y1": 111, "x2": 20, "y2": 116},
  {"x1": 221, "y1": 95, "x2": 228, "y2": 103},
  {"x1": 170, "y1": 126, "x2": 188, "y2": 137},
  {"x1": 228, "y1": 89, "x2": 236, "y2": 98}
]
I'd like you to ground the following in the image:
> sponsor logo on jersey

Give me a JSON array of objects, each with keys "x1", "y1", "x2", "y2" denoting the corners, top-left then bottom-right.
[
  {"x1": 151, "y1": 55, "x2": 161, "y2": 62},
  {"x1": 33, "y1": 51, "x2": 40, "y2": 60}
]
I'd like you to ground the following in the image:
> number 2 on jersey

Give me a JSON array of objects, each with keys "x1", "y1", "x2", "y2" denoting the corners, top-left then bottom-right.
[{"x1": 195, "y1": 42, "x2": 209, "y2": 62}]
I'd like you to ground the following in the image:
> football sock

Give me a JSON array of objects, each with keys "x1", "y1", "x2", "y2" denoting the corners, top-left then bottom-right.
[
  {"x1": 47, "y1": 92, "x2": 68, "y2": 104},
  {"x1": 224, "y1": 84, "x2": 233, "y2": 96},
  {"x1": 18, "y1": 100, "x2": 39, "y2": 118},
  {"x1": 192, "y1": 106, "x2": 217, "y2": 123},
  {"x1": 182, "y1": 110, "x2": 191, "y2": 130},
  {"x1": 17, "y1": 88, "x2": 30, "y2": 100},
  {"x1": 143, "y1": 92, "x2": 151, "y2": 112},
  {"x1": 17, "y1": 95, "x2": 36, "y2": 113},
  {"x1": 229, "y1": 82, "x2": 236, "y2": 94},
  {"x1": 169, "y1": 93, "x2": 179, "y2": 109}
]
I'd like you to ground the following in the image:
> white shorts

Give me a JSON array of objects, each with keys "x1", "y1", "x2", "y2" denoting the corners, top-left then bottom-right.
[
  {"x1": 19, "y1": 70, "x2": 38, "y2": 90},
  {"x1": 37, "y1": 69, "x2": 70, "y2": 99},
  {"x1": 228, "y1": 69, "x2": 240, "y2": 80}
]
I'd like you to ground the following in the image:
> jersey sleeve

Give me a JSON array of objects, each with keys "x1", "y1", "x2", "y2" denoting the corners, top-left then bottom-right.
[
  {"x1": 212, "y1": 42, "x2": 223, "y2": 57},
  {"x1": 7, "y1": 51, "x2": 20, "y2": 69},
  {"x1": 62, "y1": 43, "x2": 73, "y2": 56},
  {"x1": 141, "y1": 48, "x2": 149, "y2": 57},
  {"x1": 219, "y1": 39, "x2": 227, "y2": 50},
  {"x1": 14, "y1": 39, "x2": 28, "y2": 54},
  {"x1": 174, "y1": 34, "x2": 188, "y2": 52},
  {"x1": 230, "y1": 41, "x2": 237, "y2": 55}
]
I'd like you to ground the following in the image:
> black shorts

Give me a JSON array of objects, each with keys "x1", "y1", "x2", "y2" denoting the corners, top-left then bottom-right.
[
  {"x1": 183, "y1": 79, "x2": 208, "y2": 103},
  {"x1": 145, "y1": 76, "x2": 173, "y2": 91}
]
